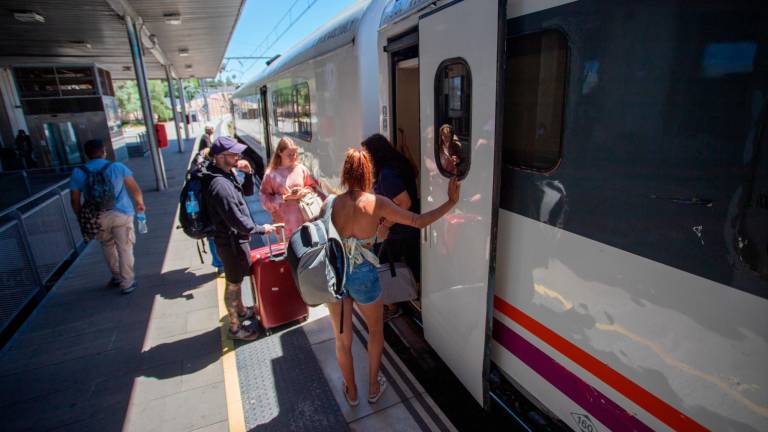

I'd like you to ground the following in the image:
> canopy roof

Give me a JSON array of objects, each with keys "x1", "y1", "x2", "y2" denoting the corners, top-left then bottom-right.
[{"x1": 0, "y1": 0, "x2": 245, "y2": 79}]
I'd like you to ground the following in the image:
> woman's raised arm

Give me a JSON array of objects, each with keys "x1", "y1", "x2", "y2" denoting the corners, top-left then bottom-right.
[{"x1": 375, "y1": 177, "x2": 459, "y2": 229}]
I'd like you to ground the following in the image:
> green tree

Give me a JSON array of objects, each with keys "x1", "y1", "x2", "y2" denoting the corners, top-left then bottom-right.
[
  {"x1": 115, "y1": 81, "x2": 141, "y2": 120},
  {"x1": 148, "y1": 80, "x2": 171, "y2": 121},
  {"x1": 183, "y1": 79, "x2": 200, "y2": 102},
  {"x1": 115, "y1": 79, "x2": 172, "y2": 122}
]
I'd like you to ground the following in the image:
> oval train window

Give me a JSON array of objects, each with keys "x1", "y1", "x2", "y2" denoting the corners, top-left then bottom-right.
[{"x1": 434, "y1": 58, "x2": 471, "y2": 179}]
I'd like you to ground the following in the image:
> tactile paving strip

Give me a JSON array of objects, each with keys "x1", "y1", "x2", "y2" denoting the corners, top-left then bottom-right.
[{"x1": 235, "y1": 326, "x2": 348, "y2": 431}]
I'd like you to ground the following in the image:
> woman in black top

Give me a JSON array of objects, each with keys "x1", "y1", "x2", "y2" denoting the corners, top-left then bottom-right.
[{"x1": 362, "y1": 134, "x2": 420, "y2": 319}]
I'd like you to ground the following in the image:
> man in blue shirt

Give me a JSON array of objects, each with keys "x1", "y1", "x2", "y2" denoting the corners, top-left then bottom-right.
[{"x1": 69, "y1": 139, "x2": 145, "y2": 294}]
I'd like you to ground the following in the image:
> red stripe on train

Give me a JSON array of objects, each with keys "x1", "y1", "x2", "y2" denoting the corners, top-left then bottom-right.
[{"x1": 493, "y1": 295, "x2": 708, "y2": 432}]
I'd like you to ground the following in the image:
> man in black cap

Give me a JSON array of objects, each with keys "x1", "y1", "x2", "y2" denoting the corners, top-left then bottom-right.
[{"x1": 205, "y1": 136, "x2": 273, "y2": 340}]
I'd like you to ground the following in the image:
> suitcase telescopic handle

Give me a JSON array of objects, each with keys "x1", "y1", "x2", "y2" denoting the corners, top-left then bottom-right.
[{"x1": 265, "y1": 223, "x2": 286, "y2": 260}]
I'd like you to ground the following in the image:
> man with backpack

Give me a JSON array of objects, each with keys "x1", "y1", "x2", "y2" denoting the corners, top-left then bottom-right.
[
  {"x1": 69, "y1": 139, "x2": 145, "y2": 294},
  {"x1": 203, "y1": 136, "x2": 274, "y2": 341}
]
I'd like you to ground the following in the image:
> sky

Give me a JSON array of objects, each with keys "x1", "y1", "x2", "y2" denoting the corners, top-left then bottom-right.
[{"x1": 221, "y1": 0, "x2": 361, "y2": 84}]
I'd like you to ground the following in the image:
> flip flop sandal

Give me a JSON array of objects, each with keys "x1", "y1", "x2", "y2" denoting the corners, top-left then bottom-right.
[
  {"x1": 343, "y1": 381, "x2": 359, "y2": 407},
  {"x1": 367, "y1": 375, "x2": 388, "y2": 404}
]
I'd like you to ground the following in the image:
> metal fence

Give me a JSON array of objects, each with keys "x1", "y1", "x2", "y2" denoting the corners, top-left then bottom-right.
[
  {"x1": 0, "y1": 179, "x2": 83, "y2": 336},
  {"x1": 0, "y1": 166, "x2": 81, "y2": 211}
]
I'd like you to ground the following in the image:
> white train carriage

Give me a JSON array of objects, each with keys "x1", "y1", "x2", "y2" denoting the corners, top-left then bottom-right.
[{"x1": 232, "y1": 1, "x2": 768, "y2": 430}]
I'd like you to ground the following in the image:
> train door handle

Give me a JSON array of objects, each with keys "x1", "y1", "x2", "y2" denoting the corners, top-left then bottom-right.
[{"x1": 422, "y1": 225, "x2": 430, "y2": 247}]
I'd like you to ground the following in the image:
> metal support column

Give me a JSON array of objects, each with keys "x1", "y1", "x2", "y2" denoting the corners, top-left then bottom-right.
[
  {"x1": 201, "y1": 79, "x2": 210, "y2": 122},
  {"x1": 125, "y1": 14, "x2": 167, "y2": 191},
  {"x1": 177, "y1": 78, "x2": 190, "y2": 139},
  {"x1": 164, "y1": 65, "x2": 183, "y2": 153}
]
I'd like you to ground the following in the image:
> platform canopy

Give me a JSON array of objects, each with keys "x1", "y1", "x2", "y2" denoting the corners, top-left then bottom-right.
[{"x1": 0, "y1": 0, "x2": 244, "y2": 79}]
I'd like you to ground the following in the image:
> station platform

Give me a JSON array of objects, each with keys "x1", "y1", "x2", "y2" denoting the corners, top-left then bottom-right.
[{"x1": 0, "y1": 121, "x2": 455, "y2": 432}]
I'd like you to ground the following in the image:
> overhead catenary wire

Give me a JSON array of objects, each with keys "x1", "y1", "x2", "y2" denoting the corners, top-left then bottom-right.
[{"x1": 231, "y1": 0, "x2": 320, "y2": 80}]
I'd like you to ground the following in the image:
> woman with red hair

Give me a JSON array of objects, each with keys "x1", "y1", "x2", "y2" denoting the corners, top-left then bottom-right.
[{"x1": 326, "y1": 146, "x2": 460, "y2": 406}]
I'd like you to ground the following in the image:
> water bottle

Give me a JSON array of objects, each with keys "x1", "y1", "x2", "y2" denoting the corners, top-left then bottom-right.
[
  {"x1": 185, "y1": 191, "x2": 200, "y2": 228},
  {"x1": 136, "y1": 212, "x2": 148, "y2": 234}
]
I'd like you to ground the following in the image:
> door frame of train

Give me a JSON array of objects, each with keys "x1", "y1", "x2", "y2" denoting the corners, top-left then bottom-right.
[
  {"x1": 385, "y1": 29, "x2": 419, "y2": 152},
  {"x1": 417, "y1": 0, "x2": 506, "y2": 408},
  {"x1": 260, "y1": 85, "x2": 272, "y2": 160}
]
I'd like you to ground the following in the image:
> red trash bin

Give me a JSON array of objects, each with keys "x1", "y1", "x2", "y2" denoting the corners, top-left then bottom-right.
[{"x1": 154, "y1": 123, "x2": 168, "y2": 149}]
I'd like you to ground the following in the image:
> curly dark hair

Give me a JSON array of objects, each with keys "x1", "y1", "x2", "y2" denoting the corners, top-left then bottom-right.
[{"x1": 361, "y1": 133, "x2": 415, "y2": 183}]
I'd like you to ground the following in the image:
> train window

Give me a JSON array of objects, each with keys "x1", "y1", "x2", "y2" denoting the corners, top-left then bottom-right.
[
  {"x1": 293, "y1": 82, "x2": 311, "y2": 141},
  {"x1": 503, "y1": 30, "x2": 568, "y2": 172},
  {"x1": 238, "y1": 96, "x2": 248, "y2": 120},
  {"x1": 271, "y1": 82, "x2": 312, "y2": 141},
  {"x1": 272, "y1": 89, "x2": 284, "y2": 129},
  {"x1": 248, "y1": 94, "x2": 261, "y2": 121},
  {"x1": 435, "y1": 59, "x2": 471, "y2": 179}
]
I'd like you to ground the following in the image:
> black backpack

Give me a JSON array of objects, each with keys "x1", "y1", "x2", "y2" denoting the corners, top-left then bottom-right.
[
  {"x1": 178, "y1": 155, "x2": 215, "y2": 239},
  {"x1": 80, "y1": 163, "x2": 116, "y2": 211}
]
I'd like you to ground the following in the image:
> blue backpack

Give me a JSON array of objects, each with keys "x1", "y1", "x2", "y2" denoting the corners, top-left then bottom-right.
[{"x1": 79, "y1": 163, "x2": 116, "y2": 211}]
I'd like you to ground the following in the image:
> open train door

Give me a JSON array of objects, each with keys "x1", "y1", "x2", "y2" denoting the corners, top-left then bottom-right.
[{"x1": 418, "y1": 0, "x2": 504, "y2": 407}]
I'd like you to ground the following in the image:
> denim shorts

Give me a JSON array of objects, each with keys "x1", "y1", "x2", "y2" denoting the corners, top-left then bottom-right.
[{"x1": 343, "y1": 259, "x2": 381, "y2": 305}]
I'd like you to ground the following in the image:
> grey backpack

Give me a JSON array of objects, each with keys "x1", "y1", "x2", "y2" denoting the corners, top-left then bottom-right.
[{"x1": 287, "y1": 195, "x2": 347, "y2": 307}]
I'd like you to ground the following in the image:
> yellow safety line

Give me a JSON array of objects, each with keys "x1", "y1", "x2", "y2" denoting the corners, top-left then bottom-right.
[{"x1": 217, "y1": 276, "x2": 246, "y2": 432}]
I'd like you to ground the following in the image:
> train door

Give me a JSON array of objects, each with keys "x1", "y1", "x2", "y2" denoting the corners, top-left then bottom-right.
[
  {"x1": 388, "y1": 33, "x2": 420, "y2": 186},
  {"x1": 418, "y1": 0, "x2": 502, "y2": 407},
  {"x1": 260, "y1": 85, "x2": 272, "y2": 160}
]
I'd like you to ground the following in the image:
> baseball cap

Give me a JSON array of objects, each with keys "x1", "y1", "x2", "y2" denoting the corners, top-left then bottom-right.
[{"x1": 210, "y1": 136, "x2": 247, "y2": 156}]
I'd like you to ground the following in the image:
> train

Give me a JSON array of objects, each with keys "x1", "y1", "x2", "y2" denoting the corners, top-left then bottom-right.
[{"x1": 230, "y1": 1, "x2": 767, "y2": 430}]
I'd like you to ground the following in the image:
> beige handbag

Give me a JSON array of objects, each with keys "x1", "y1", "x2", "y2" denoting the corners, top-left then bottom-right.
[{"x1": 298, "y1": 192, "x2": 323, "y2": 222}]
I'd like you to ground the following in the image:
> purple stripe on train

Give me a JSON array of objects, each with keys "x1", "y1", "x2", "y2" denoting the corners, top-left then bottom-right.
[{"x1": 492, "y1": 318, "x2": 653, "y2": 432}]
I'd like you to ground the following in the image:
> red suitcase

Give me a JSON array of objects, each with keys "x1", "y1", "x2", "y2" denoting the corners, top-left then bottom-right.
[{"x1": 250, "y1": 224, "x2": 308, "y2": 334}]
